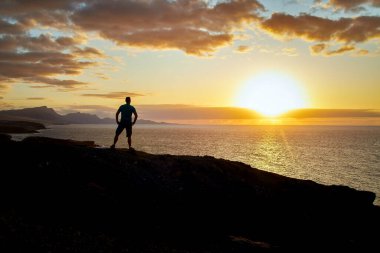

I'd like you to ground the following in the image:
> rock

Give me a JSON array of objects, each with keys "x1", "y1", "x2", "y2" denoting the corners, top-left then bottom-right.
[
  {"x1": 0, "y1": 120, "x2": 46, "y2": 133},
  {"x1": 0, "y1": 137, "x2": 378, "y2": 252}
]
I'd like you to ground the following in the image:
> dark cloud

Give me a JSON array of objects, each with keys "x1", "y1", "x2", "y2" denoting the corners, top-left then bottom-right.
[
  {"x1": 73, "y1": 47, "x2": 104, "y2": 57},
  {"x1": 0, "y1": 2, "x2": 99, "y2": 89},
  {"x1": 0, "y1": 19, "x2": 26, "y2": 34},
  {"x1": 0, "y1": 33, "x2": 96, "y2": 88},
  {"x1": 261, "y1": 13, "x2": 380, "y2": 55},
  {"x1": 262, "y1": 13, "x2": 380, "y2": 43},
  {"x1": 82, "y1": 92, "x2": 145, "y2": 99},
  {"x1": 114, "y1": 28, "x2": 233, "y2": 56},
  {"x1": 71, "y1": 0, "x2": 263, "y2": 56},
  {"x1": 0, "y1": 50, "x2": 94, "y2": 87},
  {"x1": 26, "y1": 77, "x2": 87, "y2": 88},
  {"x1": 0, "y1": 0, "x2": 266, "y2": 92}
]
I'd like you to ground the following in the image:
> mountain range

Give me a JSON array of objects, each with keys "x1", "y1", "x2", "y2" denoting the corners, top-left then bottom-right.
[{"x1": 0, "y1": 106, "x2": 166, "y2": 125}]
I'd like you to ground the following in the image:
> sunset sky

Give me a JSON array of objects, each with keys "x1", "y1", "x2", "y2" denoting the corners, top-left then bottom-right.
[{"x1": 1, "y1": 0, "x2": 380, "y2": 124}]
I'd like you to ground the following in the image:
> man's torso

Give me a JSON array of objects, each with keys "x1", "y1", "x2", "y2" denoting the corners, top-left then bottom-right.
[{"x1": 119, "y1": 104, "x2": 136, "y2": 124}]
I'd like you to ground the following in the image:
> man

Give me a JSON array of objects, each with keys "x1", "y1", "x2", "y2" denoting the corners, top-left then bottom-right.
[{"x1": 111, "y1": 96, "x2": 138, "y2": 149}]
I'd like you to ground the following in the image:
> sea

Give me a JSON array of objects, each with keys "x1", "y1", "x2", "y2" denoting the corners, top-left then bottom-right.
[{"x1": 11, "y1": 124, "x2": 380, "y2": 205}]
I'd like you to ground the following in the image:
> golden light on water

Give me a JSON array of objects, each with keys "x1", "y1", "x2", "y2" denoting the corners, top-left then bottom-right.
[{"x1": 235, "y1": 72, "x2": 308, "y2": 117}]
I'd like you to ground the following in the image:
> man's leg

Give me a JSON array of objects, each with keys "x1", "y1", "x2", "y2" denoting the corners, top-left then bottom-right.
[
  {"x1": 126, "y1": 124, "x2": 132, "y2": 149},
  {"x1": 111, "y1": 124, "x2": 123, "y2": 148},
  {"x1": 112, "y1": 134, "x2": 119, "y2": 146},
  {"x1": 127, "y1": 136, "x2": 131, "y2": 148}
]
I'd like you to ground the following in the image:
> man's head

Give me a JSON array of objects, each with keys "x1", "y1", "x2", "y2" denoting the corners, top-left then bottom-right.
[{"x1": 125, "y1": 96, "x2": 131, "y2": 104}]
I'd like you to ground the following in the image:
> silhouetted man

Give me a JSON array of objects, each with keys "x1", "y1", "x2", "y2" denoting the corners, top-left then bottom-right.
[{"x1": 111, "y1": 96, "x2": 138, "y2": 149}]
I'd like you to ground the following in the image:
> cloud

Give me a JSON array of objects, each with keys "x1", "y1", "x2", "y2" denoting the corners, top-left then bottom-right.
[
  {"x1": 137, "y1": 105, "x2": 380, "y2": 121},
  {"x1": 26, "y1": 77, "x2": 87, "y2": 88},
  {"x1": 261, "y1": 13, "x2": 380, "y2": 55},
  {"x1": 235, "y1": 45, "x2": 252, "y2": 53},
  {"x1": 0, "y1": 51, "x2": 93, "y2": 87},
  {"x1": 357, "y1": 49, "x2": 370, "y2": 55},
  {"x1": 67, "y1": 104, "x2": 115, "y2": 111},
  {"x1": 325, "y1": 45, "x2": 356, "y2": 55},
  {"x1": 0, "y1": 18, "x2": 27, "y2": 34},
  {"x1": 282, "y1": 109, "x2": 380, "y2": 118},
  {"x1": 26, "y1": 97, "x2": 45, "y2": 100},
  {"x1": 73, "y1": 46, "x2": 104, "y2": 58},
  {"x1": 109, "y1": 28, "x2": 233, "y2": 56},
  {"x1": 71, "y1": 0, "x2": 264, "y2": 56},
  {"x1": 310, "y1": 43, "x2": 356, "y2": 55},
  {"x1": 82, "y1": 92, "x2": 145, "y2": 99},
  {"x1": 0, "y1": 0, "x2": 267, "y2": 92},
  {"x1": 0, "y1": 27, "x2": 98, "y2": 87},
  {"x1": 0, "y1": 12, "x2": 99, "y2": 89},
  {"x1": 310, "y1": 43, "x2": 327, "y2": 54},
  {"x1": 136, "y1": 104, "x2": 261, "y2": 120},
  {"x1": 318, "y1": 0, "x2": 380, "y2": 11}
]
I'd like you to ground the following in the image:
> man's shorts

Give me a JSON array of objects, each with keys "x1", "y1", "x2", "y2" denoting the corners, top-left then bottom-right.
[{"x1": 116, "y1": 122, "x2": 132, "y2": 137}]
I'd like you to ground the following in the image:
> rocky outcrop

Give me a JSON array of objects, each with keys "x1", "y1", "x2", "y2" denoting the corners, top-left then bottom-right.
[
  {"x1": 0, "y1": 120, "x2": 46, "y2": 133},
  {"x1": 0, "y1": 135, "x2": 378, "y2": 252}
]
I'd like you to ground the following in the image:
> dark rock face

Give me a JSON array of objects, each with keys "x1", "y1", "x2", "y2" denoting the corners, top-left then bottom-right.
[
  {"x1": 0, "y1": 135, "x2": 379, "y2": 252},
  {"x1": 0, "y1": 120, "x2": 46, "y2": 133}
]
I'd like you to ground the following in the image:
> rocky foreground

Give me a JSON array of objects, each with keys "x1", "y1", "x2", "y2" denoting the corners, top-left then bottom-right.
[{"x1": 0, "y1": 135, "x2": 379, "y2": 252}]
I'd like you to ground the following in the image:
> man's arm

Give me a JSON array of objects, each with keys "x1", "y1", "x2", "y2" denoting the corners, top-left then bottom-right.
[
  {"x1": 132, "y1": 111, "x2": 138, "y2": 125},
  {"x1": 115, "y1": 108, "x2": 121, "y2": 124}
]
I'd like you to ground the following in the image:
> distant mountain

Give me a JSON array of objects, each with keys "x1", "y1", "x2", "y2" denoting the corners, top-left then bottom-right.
[
  {"x1": 63, "y1": 112, "x2": 114, "y2": 124},
  {"x1": 0, "y1": 106, "x2": 169, "y2": 125},
  {"x1": 0, "y1": 106, "x2": 64, "y2": 123}
]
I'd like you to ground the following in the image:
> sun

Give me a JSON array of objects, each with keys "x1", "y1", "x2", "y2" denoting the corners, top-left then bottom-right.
[{"x1": 235, "y1": 71, "x2": 307, "y2": 117}]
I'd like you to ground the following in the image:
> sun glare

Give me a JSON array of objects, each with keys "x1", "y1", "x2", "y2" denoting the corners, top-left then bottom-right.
[{"x1": 235, "y1": 72, "x2": 307, "y2": 117}]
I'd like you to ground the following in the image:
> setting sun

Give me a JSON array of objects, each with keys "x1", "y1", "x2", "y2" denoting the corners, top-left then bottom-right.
[{"x1": 235, "y1": 72, "x2": 307, "y2": 117}]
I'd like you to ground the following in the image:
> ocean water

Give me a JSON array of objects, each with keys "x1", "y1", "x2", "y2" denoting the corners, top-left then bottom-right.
[{"x1": 12, "y1": 124, "x2": 380, "y2": 205}]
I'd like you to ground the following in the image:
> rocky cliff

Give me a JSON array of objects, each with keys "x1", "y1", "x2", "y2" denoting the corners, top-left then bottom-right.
[{"x1": 0, "y1": 135, "x2": 378, "y2": 252}]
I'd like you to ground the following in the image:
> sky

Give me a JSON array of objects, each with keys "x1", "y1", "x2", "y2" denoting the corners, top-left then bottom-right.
[{"x1": 1, "y1": 0, "x2": 380, "y2": 125}]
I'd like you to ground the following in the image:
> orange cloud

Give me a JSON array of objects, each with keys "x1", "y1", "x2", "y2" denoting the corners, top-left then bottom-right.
[
  {"x1": 137, "y1": 105, "x2": 261, "y2": 120},
  {"x1": 235, "y1": 45, "x2": 252, "y2": 53},
  {"x1": 82, "y1": 92, "x2": 145, "y2": 99},
  {"x1": 326, "y1": 45, "x2": 356, "y2": 55},
  {"x1": 282, "y1": 109, "x2": 380, "y2": 118},
  {"x1": 310, "y1": 43, "x2": 327, "y2": 54},
  {"x1": 261, "y1": 13, "x2": 380, "y2": 53},
  {"x1": 26, "y1": 97, "x2": 45, "y2": 100},
  {"x1": 310, "y1": 43, "x2": 356, "y2": 55},
  {"x1": 320, "y1": 0, "x2": 380, "y2": 11},
  {"x1": 72, "y1": 0, "x2": 263, "y2": 56}
]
